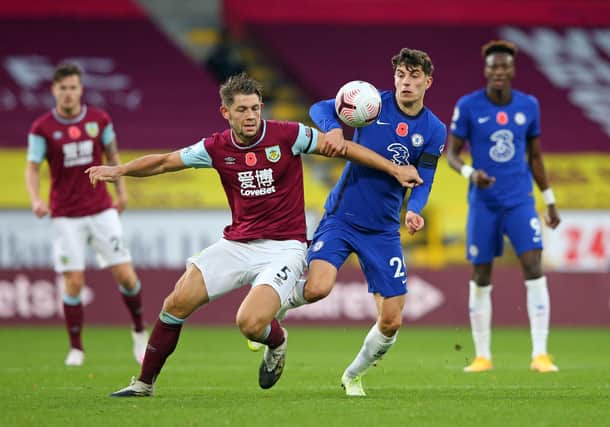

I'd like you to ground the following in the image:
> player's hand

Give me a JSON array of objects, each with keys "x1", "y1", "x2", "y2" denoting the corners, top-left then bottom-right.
[
  {"x1": 113, "y1": 193, "x2": 128, "y2": 214},
  {"x1": 85, "y1": 165, "x2": 123, "y2": 186},
  {"x1": 544, "y1": 205, "x2": 561, "y2": 229},
  {"x1": 31, "y1": 199, "x2": 49, "y2": 218},
  {"x1": 395, "y1": 165, "x2": 423, "y2": 188},
  {"x1": 320, "y1": 128, "x2": 347, "y2": 157},
  {"x1": 471, "y1": 169, "x2": 496, "y2": 188},
  {"x1": 405, "y1": 210, "x2": 425, "y2": 235}
]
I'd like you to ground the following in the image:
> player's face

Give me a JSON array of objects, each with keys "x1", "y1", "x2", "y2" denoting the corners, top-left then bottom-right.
[
  {"x1": 393, "y1": 64, "x2": 432, "y2": 107},
  {"x1": 221, "y1": 93, "x2": 263, "y2": 144},
  {"x1": 52, "y1": 75, "x2": 83, "y2": 115},
  {"x1": 484, "y1": 53, "x2": 515, "y2": 91}
]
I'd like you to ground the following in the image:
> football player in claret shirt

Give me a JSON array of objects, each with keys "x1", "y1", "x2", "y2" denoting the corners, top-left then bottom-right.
[
  {"x1": 87, "y1": 72, "x2": 422, "y2": 397},
  {"x1": 25, "y1": 63, "x2": 148, "y2": 367},
  {"x1": 275, "y1": 48, "x2": 446, "y2": 396},
  {"x1": 447, "y1": 40, "x2": 561, "y2": 373}
]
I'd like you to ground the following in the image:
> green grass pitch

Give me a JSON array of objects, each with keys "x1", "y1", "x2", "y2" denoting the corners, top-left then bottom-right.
[{"x1": 1, "y1": 326, "x2": 609, "y2": 427}]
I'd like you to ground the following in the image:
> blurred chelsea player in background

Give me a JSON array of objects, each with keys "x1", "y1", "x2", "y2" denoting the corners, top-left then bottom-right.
[{"x1": 446, "y1": 40, "x2": 561, "y2": 373}]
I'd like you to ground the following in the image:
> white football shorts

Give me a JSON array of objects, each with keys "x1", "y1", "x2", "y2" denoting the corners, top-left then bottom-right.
[
  {"x1": 51, "y1": 208, "x2": 132, "y2": 272},
  {"x1": 187, "y1": 238, "x2": 307, "y2": 302}
]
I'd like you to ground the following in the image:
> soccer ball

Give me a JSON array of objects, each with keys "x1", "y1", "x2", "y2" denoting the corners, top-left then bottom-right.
[{"x1": 334, "y1": 80, "x2": 382, "y2": 128}]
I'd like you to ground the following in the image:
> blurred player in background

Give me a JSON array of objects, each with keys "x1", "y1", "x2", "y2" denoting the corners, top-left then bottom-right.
[
  {"x1": 276, "y1": 48, "x2": 446, "y2": 396},
  {"x1": 86, "y1": 72, "x2": 422, "y2": 397},
  {"x1": 25, "y1": 63, "x2": 148, "y2": 367},
  {"x1": 446, "y1": 40, "x2": 561, "y2": 373}
]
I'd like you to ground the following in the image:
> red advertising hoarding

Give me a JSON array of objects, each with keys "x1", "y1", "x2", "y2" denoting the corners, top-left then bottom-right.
[{"x1": 1, "y1": 266, "x2": 608, "y2": 326}]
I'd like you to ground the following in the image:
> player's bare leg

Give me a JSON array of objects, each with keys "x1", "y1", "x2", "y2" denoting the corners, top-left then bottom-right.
[
  {"x1": 62, "y1": 271, "x2": 85, "y2": 366},
  {"x1": 111, "y1": 264, "x2": 209, "y2": 397},
  {"x1": 342, "y1": 294, "x2": 404, "y2": 396},
  {"x1": 464, "y1": 263, "x2": 494, "y2": 372},
  {"x1": 237, "y1": 285, "x2": 288, "y2": 389},
  {"x1": 110, "y1": 262, "x2": 147, "y2": 364},
  {"x1": 519, "y1": 250, "x2": 557, "y2": 372}
]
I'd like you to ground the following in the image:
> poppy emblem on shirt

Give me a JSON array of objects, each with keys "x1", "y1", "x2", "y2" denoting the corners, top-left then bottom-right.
[
  {"x1": 496, "y1": 111, "x2": 509, "y2": 125},
  {"x1": 396, "y1": 122, "x2": 408, "y2": 137},
  {"x1": 68, "y1": 126, "x2": 81, "y2": 139},
  {"x1": 245, "y1": 152, "x2": 257, "y2": 166},
  {"x1": 85, "y1": 122, "x2": 99, "y2": 138},
  {"x1": 265, "y1": 145, "x2": 281, "y2": 163}
]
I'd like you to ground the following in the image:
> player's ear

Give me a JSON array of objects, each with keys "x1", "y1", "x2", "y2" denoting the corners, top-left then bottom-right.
[
  {"x1": 425, "y1": 76, "x2": 433, "y2": 90},
  {"x1": 219, "y1": 105, "x2": 229, "y2": 120}
]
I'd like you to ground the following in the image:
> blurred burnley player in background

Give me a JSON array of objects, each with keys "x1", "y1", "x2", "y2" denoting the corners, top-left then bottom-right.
[{"x1": 25, "y1": 63, "x2": 148, "y2": 367}]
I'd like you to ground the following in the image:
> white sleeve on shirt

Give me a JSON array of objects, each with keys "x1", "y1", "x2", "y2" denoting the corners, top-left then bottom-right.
[
  {"x1": 291, "y1": 123, "x2": 319, "y2": 155},
  {"x1": 27, "y1": 134, "x2": 47, "y2": 163},
  {"x1": 180, "y1": 138, "x2": 212, "y2": 168},
  {"x1": 101, "y1": 123, "x2": 116, "y2": 145}
]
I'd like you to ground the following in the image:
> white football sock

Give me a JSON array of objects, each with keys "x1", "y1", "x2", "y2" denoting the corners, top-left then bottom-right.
[
  {"x1": 525, "y1": 276, "x2": 550, "y2": 357},
  {"x1": 468, "y1": 280, "x2": 492, "y2": 360},
  {"x1": 344, "y1": 323, "x2": 397, "y2": 379}
]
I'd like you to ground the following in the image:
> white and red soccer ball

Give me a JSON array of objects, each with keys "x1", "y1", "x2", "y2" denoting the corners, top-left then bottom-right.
[{"x1": 334, "y1": 80, "x2": 382, "y2": 128}]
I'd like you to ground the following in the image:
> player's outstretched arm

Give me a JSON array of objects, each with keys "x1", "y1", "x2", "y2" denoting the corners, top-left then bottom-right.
[
  {"x1": 86, "y1": 150, "x2": 186, "y2": 186},
  {"x1": 341, "y1": 140, "x2": 422, "y2": 188}
]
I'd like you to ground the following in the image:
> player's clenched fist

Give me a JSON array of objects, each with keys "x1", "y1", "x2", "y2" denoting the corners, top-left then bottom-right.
[
  {"x1": 395, "y1": 165, "x2": 423, "y2": 189},
  {"x1": 471, "y1": 169, "x2": 496, "y2": 188},
  {"x1": 319, "y1": 128, "x2": 348, "y2": 157},
  {"x1": 405, "y1": 210, "x2": 425, "y2": 235},
  {"x1": 85, "y1": 165, "x2": 123, "y2": 186}
]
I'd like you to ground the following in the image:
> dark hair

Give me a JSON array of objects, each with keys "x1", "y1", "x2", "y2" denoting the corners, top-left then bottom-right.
[
  {"x1": 219, "y1": 72, "x2": 263, "y2": 106},
  {"x1": 53, "y1": 63, "x2": 82, "y2": 83},
  {"x1": 481, "y1": 40, "x2": 518, "y2": 59},
  {"x1": 391, "y1": 48, "x2": 434, "y2": 76}
]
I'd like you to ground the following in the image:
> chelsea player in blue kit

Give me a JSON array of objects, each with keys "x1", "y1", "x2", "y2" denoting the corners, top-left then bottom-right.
[
  {"x1": 278, "y1": 48, "x2": 446, "y2": 396},
  {"x1": 447, "y1": 40, "x2": 561, "y2": 373}
]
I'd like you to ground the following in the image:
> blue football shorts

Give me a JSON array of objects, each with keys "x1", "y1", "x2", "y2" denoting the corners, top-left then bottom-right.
[
  {"x1": 466, "y1": 199, "x2": 544, "y2": 264},
  {"x1": 307, "y1": 214, "x2": 407, "y2": 297}
]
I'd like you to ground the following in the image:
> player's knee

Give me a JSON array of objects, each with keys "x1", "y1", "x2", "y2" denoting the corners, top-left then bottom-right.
[
  {"x1": 111, "y1": 263, "x2": 138, "y2": 287},
  {"x1": 303, "y1": 280, "x2": 333, "y2": 302},
  {"x1": 378, "y1": 316, "x2": 402, "y2": 336},
  {"x1": 471, "y1": 273, "x2": 491, "y2": 287},
  {"x1": 522, "y1": 263, "x2": 543, "y2": 280},
  {"x1": 63, "y1": 272, "x2": 84, "y2": 296},
  {"x1": 235, "y1": 313, "x2": 265, "y2": 340},
  {"x1": 162, "y1": 293, "x2": 193, "y2": 319}
]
